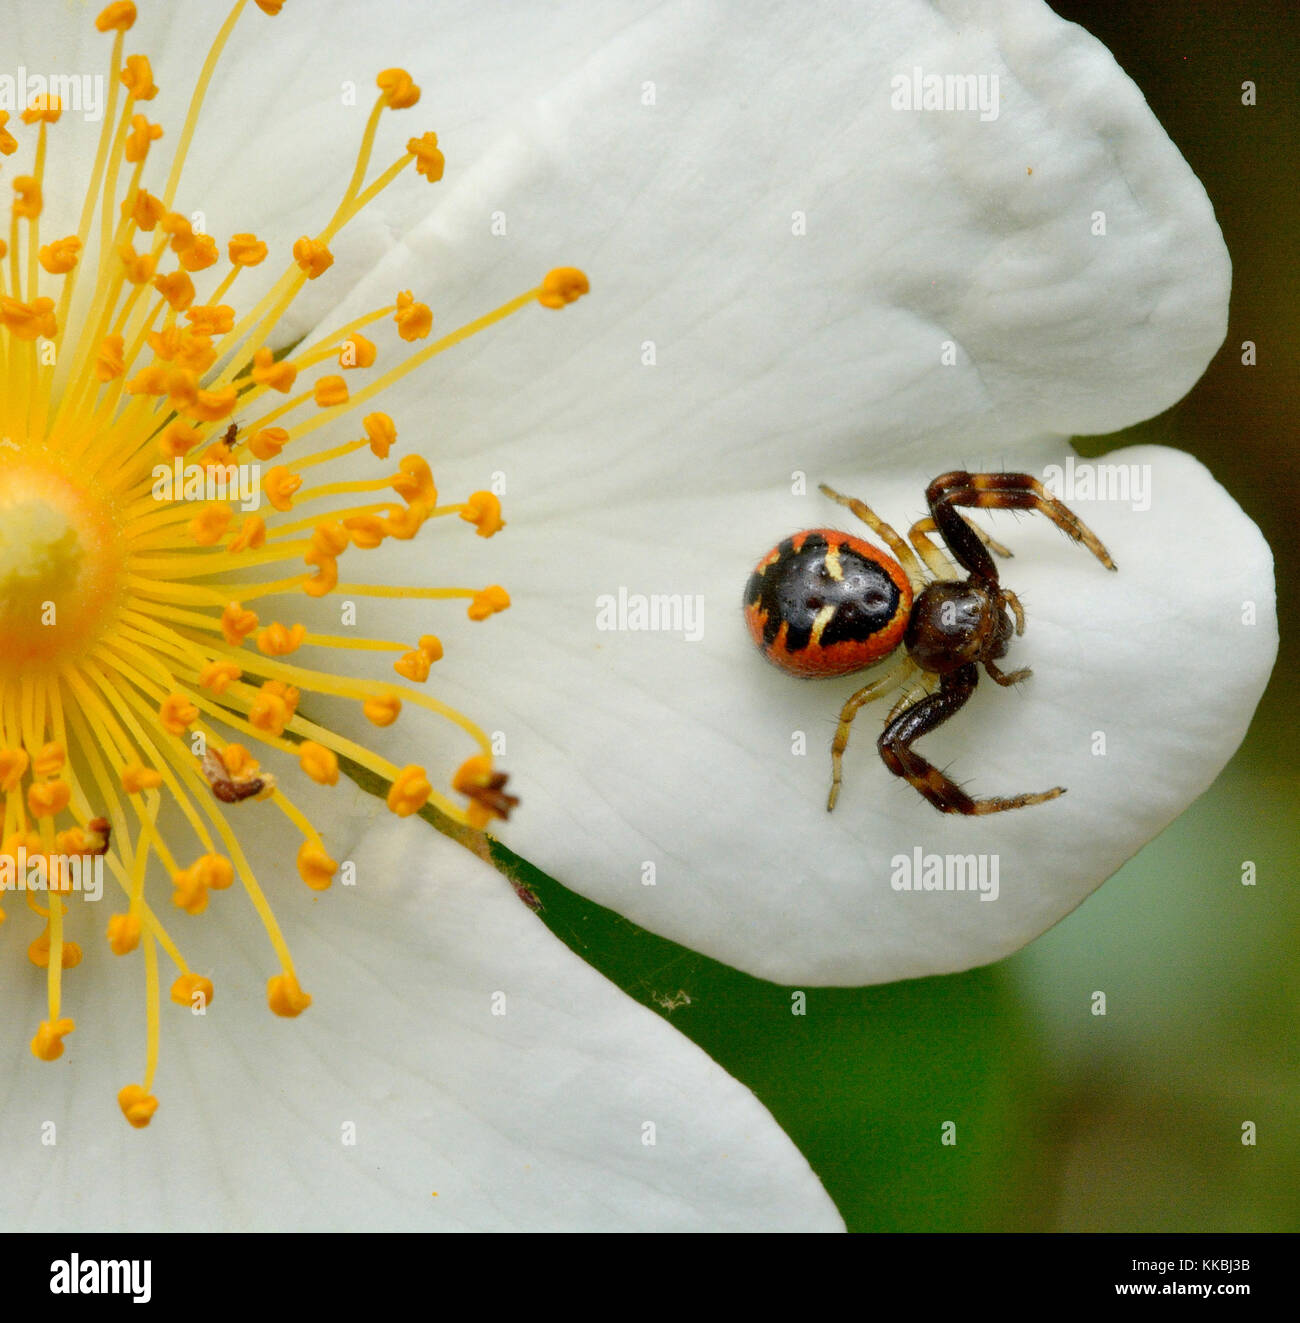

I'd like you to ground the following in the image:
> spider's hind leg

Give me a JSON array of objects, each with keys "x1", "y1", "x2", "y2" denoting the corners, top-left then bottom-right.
[
  {"x1": 877, "y1": 663, "x2": 1065, "y2": 814},
  {"x1": 819, "y1": 483, "x2": 926, "y2": 590},
  {"x1": 827, "y1": 657, "x2": 915, "y2": 811},
  {"x1": 907, "y1": 514, "x2": 1014, "y2": 579}
]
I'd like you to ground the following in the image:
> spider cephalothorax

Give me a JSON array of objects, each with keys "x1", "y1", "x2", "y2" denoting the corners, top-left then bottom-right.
[{"x1": 743, "y1": 470, "x2": 1116, "y2": 815}]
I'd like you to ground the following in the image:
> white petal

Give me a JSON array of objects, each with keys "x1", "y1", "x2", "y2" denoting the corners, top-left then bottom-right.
[
  {"x1": 276, "y1": 3, "x2": 1264, "y2": 982},
  {"x1": 0, "y1": 790, "x2": 838, "y2": 1230},
  {"x1": 323, "y1": 0, "x2": 1228, "y2": 479},
  {"x1": 351, "y1": 443, "x2": 1274, "y2": 984}
]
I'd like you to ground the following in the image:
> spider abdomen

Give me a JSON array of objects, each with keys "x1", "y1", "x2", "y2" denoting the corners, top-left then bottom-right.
[{"x1": 743, "y1": 528, "x2": 912, "y2": 677}]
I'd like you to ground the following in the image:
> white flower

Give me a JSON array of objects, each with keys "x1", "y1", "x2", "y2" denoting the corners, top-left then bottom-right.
[
  {"x1": 0, "y1": 0, "x2": 838, "y2": 1230},
  {"x1": 0, "y1": 0, "x2": 1275, "y2": 1232}
]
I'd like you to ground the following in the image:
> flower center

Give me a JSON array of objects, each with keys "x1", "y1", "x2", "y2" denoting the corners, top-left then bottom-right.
[{"x1": 0, "y1": 459, "x2": 122, "y2": 668}]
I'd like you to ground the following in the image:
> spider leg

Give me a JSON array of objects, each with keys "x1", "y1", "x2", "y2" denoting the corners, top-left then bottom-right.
[
  {"x1": 1000, "y1": 586, "x2": 1026, "y2": 635},
  {"x1": 885, "y1": 668, "x2": 937, "y2": 724},
  {"x1": 877, "y1": 663, "x2": 1065, "y2": 814},
  {"x1": 819, "y1": 483, "x2": 927, "y2": 590},
  {"x1": 926, "y1": 470, "x2": 1117, "y2": 582},
  {"x1": 907, "y1": 515, "x2": 1014, "y2": 579},
  {"x1": 983, "y1": 658, "x2": 1032, "y2": 687},
  {"x1": 827, "y1": 657, "x2": 915, "y2": 811}
]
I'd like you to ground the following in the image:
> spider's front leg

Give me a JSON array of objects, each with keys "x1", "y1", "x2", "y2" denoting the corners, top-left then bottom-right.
[
  {"x1": 877, "y1": 663, "x2": 1065, "y2": 814},
  {"x1": 926, "y1": 470, "x2": 1117, "y2": 581}
]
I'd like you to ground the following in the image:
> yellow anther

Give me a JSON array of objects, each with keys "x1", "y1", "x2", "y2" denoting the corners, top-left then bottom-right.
[
  {"x1": 228, "y1": 232, "x2": 268, "y2": 266},
  {"x1": 394, "y1": 290, "x2": 432, "y2": 341},
  {"x1": 149, "y1": 326, "x2": 184, "y2": 361},
  {"x1": 199, "y1": 441, "x2": 234, "y2": 474},
  {"x1": 387, "y1": 765, "x2": 431, "y2": 817},
  {"x1": 170, "y1": 973, "x2": 214, "y2": 1011},
  {"x1": 180, "y1": 234, "x2": 219, "y2": 273},
  {"x1": 394, "y1": 650, "x2": 430, "y2": 683},
  {"x1": 392, "y1": 454, "x2": 436, "y2": 506},
  {"x1": 96, "y1": 333, "x2": 126, "y2": 381},
  {"x1": 363, "y1": 412, "x2": 396, "y2": 459},
  {"x1": 2, "y1": 831, "x2": 40, "y2": 860},
  {"x1": 382, "y1": 502, "x2": 426, "y2": 540},
  {"x1": 126, "y1": 362, "x2": 169, "y2": 397},
  {"x1": 153, "y1": 269, "x2": 195, "y2": 310},
  {"x1": 55, "y1": 828, "x2": 87, "y2": 854},
  {"x1": 11, "y1": 176, "x2": 42, "y2": 220},
  {"x1": 106, "y1": 913, "x2": 141, "y2": 955},
  {"x1": 186, "y1": 304, "x2": 235, "y2": 336},
  {"x1": 539, "y1": 267, "x2": 591, "y2": 309},
  {"x1": 251, "y1": 346, "x2": 298, "y2": 393},
  {"x1": 38, "y1": 236, "x2": 82, "y2": 275},
  {"x1": 248, "y1": 426, "x2": 289, "y2": 460},
  {"x1": 188, "y1": 503, "x2": 233, "y2": 546},
  {"x1": 344, "y1": 514, "x2": 385, "y2": 549},
  {"x1": 268, "y1": 970, "x2": 311, "y2": 1017},
  {"x1": 96, "y1": 2, "x2": 138, "y2": 33},
  {"x1": 1, "y1": 295, "x2": 56, "y2": 339},
  {"x1": 339, "y1": 333, "x2": 376, "y2": 369},
  {"x1": 461, "y1": 490, "x2": 505, "y2": 537},
  {"x1": 468, "y1": 585, "x2": 511, "y2": 621},
  {"x1": 159, "y1": 693, "x2": 198, "y2": 736},
  {"x1": 256, "y1": 621, "x2": 306, "y2": 656},
  {"x1": 453, "y1": 754, "x2": 519, "y2": 829},
  {"x1": 176, "y1": 331, "x2": 217, "y2": 373},
  {"x1": 293, "y1": 236, "x2": 334, "y2": 278},
  {"x1": 222, "y1": 745, "x2": 259, "y2": 778},
  {"x1": 254, "y1": 0, "x2": 285, "y2": 14},
  {"x1": 31, "y1": 1018, "x2": 75, "y2": 1062},
  {"x1": 123, "y1": 186, "x2": 164, "y2": 231},
  {"x1": 124, "y1": 113, "x2": 163, "y2": 164},
  {"x1": 302, "y1": 550, "x2": 338, "y2": 597},
  {"x1": 313, "y1": 375, "x2": 349, "y2": 408},
  {"x1": 165, "y1": 367, "x2": 199, "y2": 408},
  {"x1": 0, "y1": 748, "x2": 29, "y2": 791},
  {"x1": 159, "y1": 420, "x2": 201, "y2": 458},
  {"x1": 27, "y1": 780, "x2": 70, "y2": 818},
  {"x1": 121, "y1": 763, "x2": 163, "y2": 794},
  {"x1": 199, "y1": 660, "x2": 242, "y2": 693},
  {"x1": 406, "y1": 131, "x2": 445, "y2": 182},
  {"x1": 162, "y1": 212, "x2": 195, "y2": 248},
  {"x1": 311, "y1": 522, "x2": 349, "y2": 558},
  {"x1": 419, "y1": 634, "x2": 444, "y2": 662},
  {"x1": 377, "y1": 68, "x2": 421, "y2": 109},
  {"x1": 0, "y1": 112, "x2": 16, "y2": 156},
  {"x1": 229, "y1": 515, "x2": 267, "y2": 553},
  {"x1": 195, "y1": 854, "x2": 234, "y2": 890},
  {"x1": 121, "y1": 53, "x2": 157, "y2": 101},
  {"x1": 171, "y1": 865, "x2": 209, "y2": 915},
  {"x1": 117, "y1": 1084, "x2": 159, "y2": 1129},
  {"x1": 264, "y1": 466, "x2": 302, "y2": 512},
  {"x1": 22, "y1": 95, "x2": 62, "y2": 125},
  {"x1": 250, "y1": 681, "x2": 298, "y2": 737},
  {"x1": 187, "y1": 383, "x2": 238, "y2": 422},
  {"x1": 29, "y1": 934, "x2": 83, "y2": 969},
  {"x1": 299, "y1": 742, "x2": 339, "y2": 787},
  {"x1": 297, "y1": 841, "x2": 338, "y2": 890},
  {"x1": 363, "y1": 693, "x2": 401, "y2": 727},
  {"x1": 33, "y1": 743, "x2": 66, "y2": 776}
]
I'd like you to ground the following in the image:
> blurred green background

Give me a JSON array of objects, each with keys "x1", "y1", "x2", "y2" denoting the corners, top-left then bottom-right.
[{"x1": 493, "y1": 0, "x2": 1298, "y2": 1230}]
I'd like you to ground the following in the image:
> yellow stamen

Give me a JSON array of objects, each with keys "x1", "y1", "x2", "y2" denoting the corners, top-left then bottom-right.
[{"x1": 1, "y1": 0, "x2": 586, "y2": 1126}]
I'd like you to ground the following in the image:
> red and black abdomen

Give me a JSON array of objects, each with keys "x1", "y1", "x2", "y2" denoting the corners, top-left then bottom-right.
[{"x1": 743, "y1": 528, "x2": 912, "y2": 678}]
